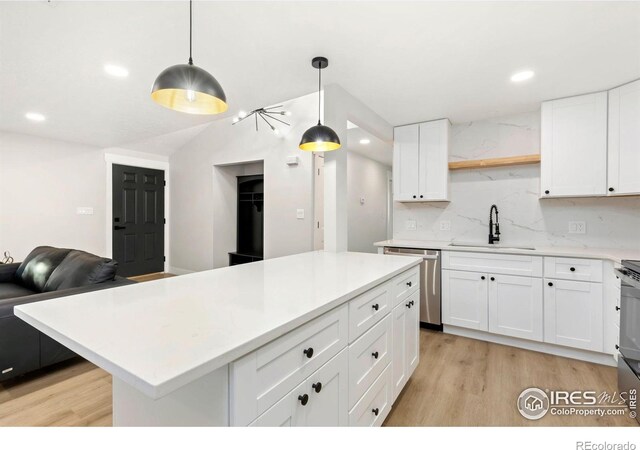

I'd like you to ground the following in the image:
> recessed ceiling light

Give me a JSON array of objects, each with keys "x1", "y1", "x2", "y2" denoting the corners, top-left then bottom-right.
[
  {"x1": 25, "y1": 112, "x2": 45, "y2": 122},
  {"x1": 104, "y1": 64, "x2": 129, "y2": 78},
  {"x1": 359, "y1": 139, "x2": 371, "y2": 145},
  {"x1": 511, "y1": 70, "x2": 535, "y2": 83}
]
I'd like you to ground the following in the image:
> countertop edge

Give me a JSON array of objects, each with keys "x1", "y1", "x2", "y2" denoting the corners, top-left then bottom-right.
[
  {"x1": 374, "y1": 240, "x2": 633, "y2": 264},
  {"x1": 15, "y1": 256, "x2": 421, "y2": 399}
]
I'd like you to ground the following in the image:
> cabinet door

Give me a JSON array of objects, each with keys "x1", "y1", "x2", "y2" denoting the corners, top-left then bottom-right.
[
  {"x1": 391, "y1": 302, "x2": 407, "y2": 400},
  {"x1": 540, "y1": 92, "x2": 608, "y2": 197},
  {"x1": 250, "y1": 349, "x2": 349, "y2": 427},
  {"x1": 393, "y1": 124, "x2": 420, "y2": 201},
  {"x1": 608, "y1": 79, "x2": 640, "y2": 195},
  {"x1": 404, "y1": 291, "x2": 420, "y2": 378},
  {"x1": 302, "y1": 348, "x2": 349, "y2": 426},
  {"x1": 488, "y1": 274, "x2": 543, "y2": 342},
  {"x1": 418, "y1": 119, "x2": 450, "y2": 201},
  {"x1": 544, "y1": 279, "x2": 603, "y2": 352},
  {"x1": 442, "y1": 269, "x2": 488, "y2": 331}
]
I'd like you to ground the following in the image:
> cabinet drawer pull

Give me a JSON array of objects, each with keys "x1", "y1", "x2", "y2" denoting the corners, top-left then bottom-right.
[
  {"x1": 409, "y1": 300, "x2": 415, "y2": 306},
  {"x1": 412, "y1": 195, "x2": 417, "y2": 199},
  {"x1": 615, "y1": 345, "x2": 620, "y2": 350},
  {"x1": 303, "y1": 347, "x2": 314, "y2": 359},
  {"x1": 298, "y1": 394, "x2": 309, "y2": 406},
  {"x1": 420, "y1": 195, "x2": 423, "y2": 199},
  {"x1": 372, "y1": 408, "x2": 379, "y2": 416},
  {"x1": 490, "y1": 277, "x2": 495, "y2": 281},
  {"x1": 548, "y1": 282, "x2": 554, "y2": 287},
  {"x1": 372, "y1": 351, "x2": 379, "y2": 359},
  {"x1": 570, "y1": 267, "x2": 576, "y2": 272},
  {"x1": 405, "y1": 303, "x2": 411, "y2": 308},
  {"x1": 609, "y1": 187, "x2": 615, "y2": 192},
  {"x1": 545, "y1": 190, "x2": 550, "y2": 195},
  {"x1": 481, "y1": 276, "x2": 485, "y2": 280},
  {"x1": 312, "y1": 382, "x2": 322, "y2": 393},
  {"x1": 406, "y1": 281, "x2": 413, "y2": 287},
  {"x1": 372, "y1": 303, "x2": 379, "y2": 311},
  {"x1": 616, "y1": 306, "x2": 620, "y2": 311}
]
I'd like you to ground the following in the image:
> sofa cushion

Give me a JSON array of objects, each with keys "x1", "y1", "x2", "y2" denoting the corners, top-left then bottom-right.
[
  {"x1": 43, "y1": 250, "x2": 118, "y2": 292},
  {"x1": 0, "y1": 283, "x2": 36, "y2": 301},
  {"x1": 14, "y1": 246, "x2": 72, "y2": 292}
]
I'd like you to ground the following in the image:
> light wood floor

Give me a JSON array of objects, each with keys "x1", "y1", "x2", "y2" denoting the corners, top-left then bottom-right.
[
  {"x1": 384, "y1": 330, "x2": 638, "y2": 426},
  {"x1": 1, "y1": 328, "x2": 636, "y2": 426}
]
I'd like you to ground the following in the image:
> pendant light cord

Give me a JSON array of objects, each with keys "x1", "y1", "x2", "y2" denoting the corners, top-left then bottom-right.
[
  {"x1": 317, "y1": 63, "x2": 322, "y2": 125},
  {"x1": 188, "y1": 0, "x2": 193, "y2": 65}
]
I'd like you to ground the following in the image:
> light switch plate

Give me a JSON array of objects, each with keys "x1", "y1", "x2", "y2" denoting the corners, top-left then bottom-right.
[
  {"x1": 296, "y1": 209, "x2": 305, "y2": 219},
  {"x1": 76, "y1": 207, "x2": 94, "y2": 215},
  {"x1": 440, "y1": 221, "x2": 451, "y2": 231},
  {"x1": 406, "y1": 220, "x2": 417, "y2": 231},
  {"x1": 568, "y1": 221, "x2": 586, "y2": 234}
]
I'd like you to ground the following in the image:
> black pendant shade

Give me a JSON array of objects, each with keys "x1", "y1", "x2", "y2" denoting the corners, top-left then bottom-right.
[
  {"x1": 151, "y1": 0, "x2": 227, "y2": 115},
  {"x1": 299, "y1": 121, "x2": 341, "y2": 152},
  {"x1": 299, "y1": 57, "x2": 341, "y2": 152}
]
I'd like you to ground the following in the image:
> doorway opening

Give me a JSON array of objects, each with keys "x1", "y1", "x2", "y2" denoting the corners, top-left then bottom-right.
[
  {"x1": 229, "y1": 175, "x2": 264, "y2": 266},
  {"x1": 112, "y1": 163, "x2": 165, "y2": 277}
]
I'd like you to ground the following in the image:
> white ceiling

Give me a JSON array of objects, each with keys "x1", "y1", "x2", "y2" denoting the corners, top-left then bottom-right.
[
  {"x1": 1, "y1": 1, "x2": 639, "y2": 149},
  {"x1": 347, "y1": 126, "x2": 392, "y2": 166}
]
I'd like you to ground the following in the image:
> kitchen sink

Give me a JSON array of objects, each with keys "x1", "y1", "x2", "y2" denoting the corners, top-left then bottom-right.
[{"x1": 448, "y1": 243, "x2": 536, "y2": 251}]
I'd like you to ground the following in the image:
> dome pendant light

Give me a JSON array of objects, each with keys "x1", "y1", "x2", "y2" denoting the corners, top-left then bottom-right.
[
  {"x1": 299, "y1": 57, "x2": 341, "y2": 152},
  {"x1": 151, "y1": 0, "x2": 227, "y2": 115}
]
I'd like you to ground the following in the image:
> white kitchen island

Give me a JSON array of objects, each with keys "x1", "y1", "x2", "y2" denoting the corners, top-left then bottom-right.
[{"x1": 15, "y1": 251, "x2": 421, "y2": 426}]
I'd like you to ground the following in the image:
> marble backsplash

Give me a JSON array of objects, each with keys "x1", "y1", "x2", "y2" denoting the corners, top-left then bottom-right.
[{"x1": 393, "y1": 111, "x2": 640, "y2": 250}]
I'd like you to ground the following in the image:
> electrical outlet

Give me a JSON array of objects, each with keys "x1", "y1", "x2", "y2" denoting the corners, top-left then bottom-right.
[
  {"x1": 568, "y1": 221, "x2": 586, "y2": 234},
  {"x1": 406, "y1": 220, "x2": 417, "y2": 231},
  {"x1": 296, "y1": 209, "x2": 305, "y2": 219},
  {"x1": 440, "y1": 221, "x2": 451, "y2": 231}
]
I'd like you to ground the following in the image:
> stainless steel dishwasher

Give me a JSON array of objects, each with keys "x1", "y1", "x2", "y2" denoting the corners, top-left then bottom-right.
[{"x1": 383, "y1": 247, "x2": 441, "y2": 330}]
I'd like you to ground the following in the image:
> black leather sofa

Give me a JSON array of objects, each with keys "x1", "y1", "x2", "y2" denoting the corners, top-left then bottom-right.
[{"x1": 0, "y1": 246, "x2": 135, "y2": 382}]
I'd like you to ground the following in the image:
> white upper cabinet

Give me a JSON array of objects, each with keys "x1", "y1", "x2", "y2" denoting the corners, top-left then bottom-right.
[
  {"x1": 418, "y1": 120, "x2": 450, "y2": 201},
  {"x1": 541, "y1": 92, "x2": 608, "y2": 198},
  {"x1": 393, "y1": 119, "x2": 450, "y2": 202},
  {"x1": 393, "y1": 124, "x2": 420, "y2": 202},
  {"x1": 608, "y1": 79, "x2": 640, "y2": 196}
]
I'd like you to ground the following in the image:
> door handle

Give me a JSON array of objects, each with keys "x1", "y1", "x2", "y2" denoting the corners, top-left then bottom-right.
[{"x1": 114, "y1": 226, "x2": 126, "y2": 230}]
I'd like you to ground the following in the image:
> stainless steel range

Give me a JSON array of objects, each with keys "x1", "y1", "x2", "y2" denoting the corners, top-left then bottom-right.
[{"x1": 615, "y1": 260, "x2": 640, "y2": 424}]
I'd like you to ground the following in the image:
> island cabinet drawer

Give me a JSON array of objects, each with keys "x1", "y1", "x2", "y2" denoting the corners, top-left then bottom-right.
[
  {"x1": 348, "y1": 314, "x2": 392, "y2": 409},
  {"x1": 544, "y1": 257, "x2": 603, "y2": 282},
  {"x1": 442, "y1": 251, "x2": 543, "y2": 278},
  {"x1": 249, "y1": 349, "x2": 349, "y2": 427},
  {"x1": 348, "y1": 363, "x2": 393, "y2": 427},
  {"x1": 392, "y1": 266, "x2": 420, "y2": 307},
  {"x1": 230, "y1": 304, "x2": 348, "y2": 426},
  {"x1": 348, "y1": 280, "x2": 393, "y2": 342}
]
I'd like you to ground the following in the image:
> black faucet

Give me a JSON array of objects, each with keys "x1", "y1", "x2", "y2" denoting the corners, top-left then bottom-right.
[{"x1": 489, "y1": 204, "x2": 500, "y2": 244}]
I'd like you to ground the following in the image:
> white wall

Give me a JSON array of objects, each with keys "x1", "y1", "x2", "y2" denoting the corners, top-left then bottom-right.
[
  {"x1": 169, "y1": 93, "x2": 317, "y2": 272},
  {"x1": 0, "y1": 131, "x2": 106, "y2": 260},
  {"x1": 393, "y1": 111, "x2": 640, "y2": 250},
  {"x1": 347, "y1": 151, "x2": 391, "y2": 253}
]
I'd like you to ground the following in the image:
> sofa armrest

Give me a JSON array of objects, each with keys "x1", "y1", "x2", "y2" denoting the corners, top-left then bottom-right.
[
  {"x1": 0, "y1": 263, "x2": 20, "y2": 283},
  {"x1": 1, "y1": 277, "x2": 137, "y2": 319}
]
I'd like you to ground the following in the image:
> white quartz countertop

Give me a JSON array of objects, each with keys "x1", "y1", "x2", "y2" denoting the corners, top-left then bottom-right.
[
  {"x1": 374, "y1": 239, "x2": 640, "y2": 264},
  {"x1": 15, "y1": 251, "x2": 420, "y2": 399}
]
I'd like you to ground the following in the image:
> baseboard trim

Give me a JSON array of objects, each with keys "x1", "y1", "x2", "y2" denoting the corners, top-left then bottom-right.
[
  {"x1": 443, "y1": 325, "x2": 616, "y2": 367},
  {"x1": 168, "y1": 266, "x2": 196, "y2": 276}
]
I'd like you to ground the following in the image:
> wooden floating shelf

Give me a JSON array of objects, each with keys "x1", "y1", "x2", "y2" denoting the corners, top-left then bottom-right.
[{"x1": 448, "y1": 154, "x2": 541, "y2": 171}]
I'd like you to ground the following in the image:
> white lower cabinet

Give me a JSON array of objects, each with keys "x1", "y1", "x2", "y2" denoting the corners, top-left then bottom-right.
[
  {"x1": 234, "y1": 265, "x2": 421, "y2": 427},
  {"x1": 391, "y1": 290, "x2": 420, "y2": 401},
  {"x1": 544, "y1": 279, "x2": 604, "y2": 352},
  {"x1": 442, "y1": 269, "x2": 488, "y2": 331},
  {"x1": 349, "y1": 364, "x2": 393, "y2": 426},
  {"x1": 250, "y1": 349, "x2": 349, "y2": 427},
  {"x1": 488, "y1": 274, "x2": 543, "y2": 342}
]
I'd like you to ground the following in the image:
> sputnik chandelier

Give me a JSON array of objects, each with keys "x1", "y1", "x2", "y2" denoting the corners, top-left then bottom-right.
[{"x1": 232, "y1": 106, "x2": 291, "y2": 135}]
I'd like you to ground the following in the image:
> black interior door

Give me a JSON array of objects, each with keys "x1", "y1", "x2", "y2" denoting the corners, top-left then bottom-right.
[{"x1": 112, "y1": 164, "x2": 165, "y2": 277}]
